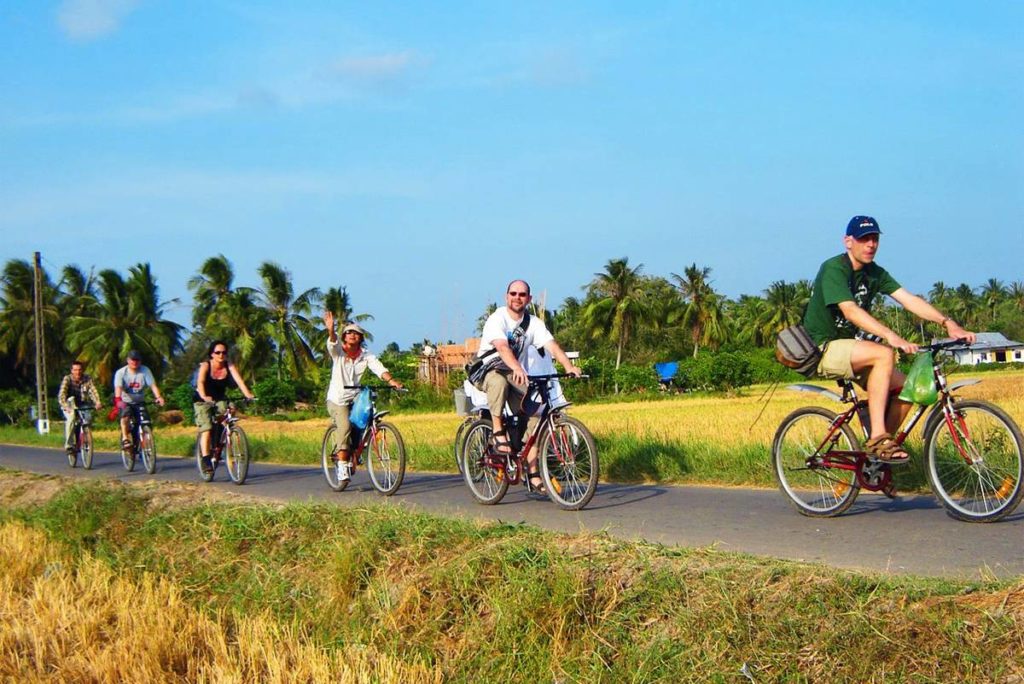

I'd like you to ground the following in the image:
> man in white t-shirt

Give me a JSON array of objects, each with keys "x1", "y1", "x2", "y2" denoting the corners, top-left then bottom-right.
[{"x1": 474, "y1": 279, "x2": 581, "y2": 492}]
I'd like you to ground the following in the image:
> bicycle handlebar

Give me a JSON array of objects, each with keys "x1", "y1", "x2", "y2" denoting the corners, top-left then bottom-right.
[
  {"x1": 343, "y1": 385, "x2": 409, "y2": 392},
  {"x1": 918, "y1": 339, "x2": 971, "y2": 353},
  {"x1": 527, "y1": 373, "x2": 590, "y2": 382}
]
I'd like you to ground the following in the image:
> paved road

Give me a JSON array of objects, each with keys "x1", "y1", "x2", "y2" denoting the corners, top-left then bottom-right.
[{"x1": 2, "y1": 443, "x2": 1022, "y2": 579}]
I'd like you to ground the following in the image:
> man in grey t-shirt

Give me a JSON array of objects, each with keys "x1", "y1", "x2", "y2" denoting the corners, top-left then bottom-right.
[{"x1": 113, "y1": 349, "x2": 165, "y2": 449}]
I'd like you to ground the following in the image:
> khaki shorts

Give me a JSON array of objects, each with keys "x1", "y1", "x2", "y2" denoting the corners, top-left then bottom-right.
[
  {"x1": 817, "y1": 339, "x2": 869, "y2": 388},
  {"x1": 194, "y1": 400, "x2": 228, "y2": 433}
]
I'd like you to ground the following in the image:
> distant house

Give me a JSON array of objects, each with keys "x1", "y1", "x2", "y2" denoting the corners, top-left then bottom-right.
[
  {"x1": 419, "y1": 338, "x2": 481, "y2": 387},
  {"x1": 937, "y1": 332, "x2": 1024, "y2": 365}
]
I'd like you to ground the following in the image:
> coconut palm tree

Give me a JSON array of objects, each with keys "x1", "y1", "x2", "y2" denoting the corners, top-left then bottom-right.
[
  {"x1": 729, "y1": 294, "x2": 770, "y2": 347},
  {"x1": 187, "y1": 254, "x2": 237, "y2": 329},
  {"x1": 672, "y1": 264, "x2": 726, "y2": 358},
  {"x1": 0, "y1": 259, "x2": 62, "y2": 384},
  {"x1": 950, "y1": 283, "x2": 979, "y2": 329},
  {"x1": 65, "y1": 265, "x2": 184, "y2": 384},
  {"x1": 980, "y1": 278, "x2": 1008, "y2": 325},
  {"x1": 581, "y1": 258, "x2": 649, "y2": 378},
  {"x1": 756, "y1": 280, "x2": 811, "y2": 342},
  {"x1": 255, "y1": 262, "x2": 322, "y2": 381}
]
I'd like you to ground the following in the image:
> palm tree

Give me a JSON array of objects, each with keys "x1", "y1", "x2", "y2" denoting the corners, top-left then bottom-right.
[
  {"x1": 581, "y1": 258, "x2": 648, "y2": 383},
  {"x1": 756, "y1": 280, "x2": 811, "y2": 342},
  {"x1": 1010, "y1": 281, "x2": 1024, "y2": 314},
  {"x1": 65, "y1": 265, "x2": 184, "y2": 384},
  {"x1": 187, "y1": 254, "x2": 236, "y2": 328},
  {"x1": 980, "y1": 278, "x2": 1008, "y2": 325},
  {"x1": 729, "y1": 295, "x2": 770, "y2": 347},
  {"x1": 672, "y1": 264, "x2": 726, "y2": 358},
  {"x1": 58, "y1": 265, "x2": 100, "y2": 320},
  {"x1": 255, "y1": 262, "x2": 322, "y2": 381},
  {"x1": 950, "y1": 283, "x2": 979, "y2": 329},
  {"x1": 0, "y1": 259, "x2": 62, "y2": 384}
]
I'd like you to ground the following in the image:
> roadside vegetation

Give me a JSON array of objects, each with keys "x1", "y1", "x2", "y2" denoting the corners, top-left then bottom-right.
[{"x1": 2, "y1": 470, "x2": 1023, "y2": 682}]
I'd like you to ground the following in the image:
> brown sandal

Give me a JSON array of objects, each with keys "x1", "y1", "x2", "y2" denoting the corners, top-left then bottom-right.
[{"x1": 864, "y1": 433, "x2": 909, "y2": 462}]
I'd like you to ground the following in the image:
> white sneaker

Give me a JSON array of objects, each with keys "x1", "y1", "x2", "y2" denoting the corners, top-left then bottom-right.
[{"x1": 337, "y1": 460, "x2": 351, "y2": 482}]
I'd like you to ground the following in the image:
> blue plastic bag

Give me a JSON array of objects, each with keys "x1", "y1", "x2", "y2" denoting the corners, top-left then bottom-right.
[{"x1": 349, "y1": 388, "x2": 373, "y2": 429}]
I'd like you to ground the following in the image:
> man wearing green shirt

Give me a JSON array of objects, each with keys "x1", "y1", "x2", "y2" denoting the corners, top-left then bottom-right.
[{"x1": 803, "y1": 215, "x2": 975, "y2": 461}]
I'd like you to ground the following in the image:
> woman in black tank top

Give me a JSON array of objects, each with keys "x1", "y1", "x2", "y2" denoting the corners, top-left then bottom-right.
[{"x1": 194, "y1": 340, "x2": 256, "y2": 474}]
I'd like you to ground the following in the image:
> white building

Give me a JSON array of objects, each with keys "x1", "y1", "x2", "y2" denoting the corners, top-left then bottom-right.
[{"x1": 937, "y1": 332, "x2": 1024, "y2": 365}]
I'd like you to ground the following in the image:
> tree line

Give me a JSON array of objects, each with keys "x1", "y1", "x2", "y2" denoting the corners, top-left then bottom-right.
[{"x1": 2, "y1": 255, "x2": 1022, "y2": 414}]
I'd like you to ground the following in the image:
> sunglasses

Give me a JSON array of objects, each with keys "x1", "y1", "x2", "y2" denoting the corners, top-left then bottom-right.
[
  {"x1": 508, "y1": 291, "x2": 530, "y2": 298},
  {"x1": 212, "y1": 350, "x2": 228, "y2": 355}
]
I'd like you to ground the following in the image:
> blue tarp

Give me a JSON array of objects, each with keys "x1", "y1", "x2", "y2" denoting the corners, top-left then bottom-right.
[{"x1": 654, "y1": 362, "x2": 679, "y2": 382}]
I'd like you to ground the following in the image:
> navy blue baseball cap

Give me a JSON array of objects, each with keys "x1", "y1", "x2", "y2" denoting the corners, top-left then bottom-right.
[{"x1": 846, "y1": 215, "x2": 881, "y2": 238}]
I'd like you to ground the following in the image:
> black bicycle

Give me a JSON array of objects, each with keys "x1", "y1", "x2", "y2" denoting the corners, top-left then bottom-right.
[
  {"x1": 65, "y1": 399, "x2": 95, "y2": 470},
  {"x1": 120, "y1": 403, "x2": 157, "y2": 474}
]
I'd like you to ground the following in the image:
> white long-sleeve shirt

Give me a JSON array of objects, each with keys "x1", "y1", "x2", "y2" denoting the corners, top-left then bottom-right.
[{"x1": 326, "y1": 338, "x2": 389, "y2": 405}]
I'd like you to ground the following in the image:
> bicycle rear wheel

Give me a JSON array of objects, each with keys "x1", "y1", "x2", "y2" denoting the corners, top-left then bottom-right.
[
  {"x1": 367, "y1": 422, "x2": 406, "y2": 496},
  {"x1": 772, "y1": 407, "x2": 860, "y2": 517},
  {"x1": 925, "y1": 399, "x2": 1024, "y2": 522},
  {"x1": 80, "y1": 426, "x2": 93, "y2": 470},
  {"x1": 139, "y1": 425, "x2": 157, "y2": 474},
  {"x1": 539, "y1": 415, "x2": 599, "y2": 511},
  {"x1": 461, "y1": 419, "x2": 508, "y2": 505},
  {"x1": 321, "y1": 426, "x2": 350, "y2": 492},
  {"x1": 226, "y1": 426, "x2": 250, "y2": 485}
]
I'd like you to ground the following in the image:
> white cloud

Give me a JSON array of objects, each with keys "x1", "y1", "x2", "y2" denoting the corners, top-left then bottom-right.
[
  {"x1": 56, "y1": 0, "x2": 140, "y2": 42},
  {"x1": 325, "y1": 51, "x2": 424, "y2": 83}
]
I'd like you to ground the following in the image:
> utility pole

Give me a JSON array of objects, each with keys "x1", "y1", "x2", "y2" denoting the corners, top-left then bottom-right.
[{"x1": 33, "y1": 251, "x2": 50, "y2": 434}]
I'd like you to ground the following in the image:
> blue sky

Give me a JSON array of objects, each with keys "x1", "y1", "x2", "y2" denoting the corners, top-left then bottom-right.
[{"x1": 2, "y1": 1, "x2": 1021, "y2": 347}]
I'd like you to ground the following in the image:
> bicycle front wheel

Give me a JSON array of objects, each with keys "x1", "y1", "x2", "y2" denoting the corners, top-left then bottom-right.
[
  {"x1": 195, "y1": 438, "x2": 214, "y2": 482},
  {"x1": 121, "y1": 435, "x2": 136, "y2": 472},
  {"x1": 139, "y1": 426, "x2": 157, "y2": 474},
  {"x1": 367, "y1": 422, "x2": 406, "y2": 496},
  {"x1": 772, "y1": 407, "x2": 860, "y2": 517},
  {"x1": 67, "y1": 429, "x2": 78, "y2": 468},
  {"x1": 461, "y1": 419, "x2": 508, "y2": 505},
  {"x1": 321, "y1": 426, "x2": 349, "y2": 492},
  {"x1": 539, "y1": 415, "x2": 599, "y2": 511},
  {"x1": 81, "y1": 427, "x2": 93, "y2": 470},
  {"x1": 453, "y1": 418, "x2": 473, "y2": 475},
  {"x1": 226, "y1": 426, "x2": 250, "y2": 485},
  {"x1": 924, "y1": 400, "x2": 1024, "y2": 522}
]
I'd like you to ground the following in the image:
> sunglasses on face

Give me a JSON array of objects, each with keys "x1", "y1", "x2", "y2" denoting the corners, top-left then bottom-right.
[
  {"x1": 212, "y1": 350, "x2": 227, "y2": 356},
  {"x1": 508, "y1": 291, "x2": 530, "y2": 298}
]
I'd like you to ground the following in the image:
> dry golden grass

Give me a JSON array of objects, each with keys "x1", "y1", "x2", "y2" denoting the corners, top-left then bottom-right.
[{"x1": 0, "y1": 522, "x2": 442, "y2": 683}]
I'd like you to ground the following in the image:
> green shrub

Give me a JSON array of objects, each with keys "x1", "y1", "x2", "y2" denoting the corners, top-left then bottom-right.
[
  {"x1": 0, "y1": 388, "x2": 32, "y2": 426},
  {"x1": 253, "y1": 378, "x2": 297, "y2": 413},
  {"x1": 170, "y1": 383, "x2": 197, "y2": 424}
]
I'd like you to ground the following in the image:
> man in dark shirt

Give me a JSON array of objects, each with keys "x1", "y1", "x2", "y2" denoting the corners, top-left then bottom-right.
[{"x1": 803, "y1": 216, "x2": 974, "y2": 460}]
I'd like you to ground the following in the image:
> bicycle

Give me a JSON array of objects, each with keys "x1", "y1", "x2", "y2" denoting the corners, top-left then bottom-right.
[
  {"x1": 120, "y1": 403, "x2": 157, "y2": 474},
  {"x1": 772, "y1": 340, "x2": 1024, "y2": 522},
  {"x1": 194, "y1": 401, "x2": 252, "y2": 485},
  {"x1": 321, "y1": 385, "x2": 407, "y2": 495},
  {"x1": 64, "y1": 399, "x2": 95, "y2": 470},
  {"x1": 459, "y1": 373, "x2": 598, "y2": 511}
]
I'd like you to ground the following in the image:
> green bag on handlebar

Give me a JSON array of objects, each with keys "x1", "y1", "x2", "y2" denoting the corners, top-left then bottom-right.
[{"x1": 898, "y1": 351, "x2": 938, "y2": 406}]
